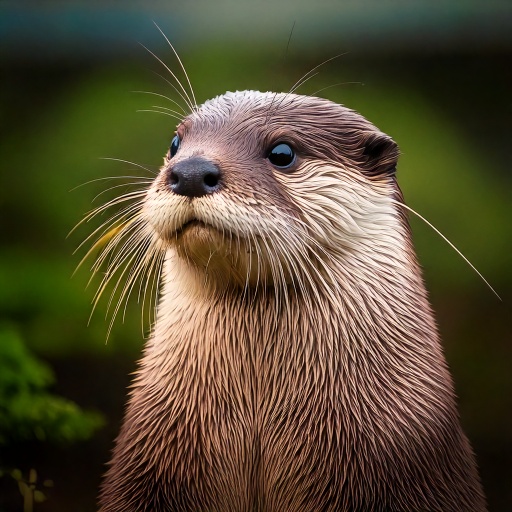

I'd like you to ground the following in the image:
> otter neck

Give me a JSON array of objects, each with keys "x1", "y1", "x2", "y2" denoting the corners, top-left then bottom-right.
[
  {"x1": 150, "y1": 244, "x2": 445, "y2": 394},
  {"x1": 111, "y1": 243, "x2": 484, "y2": 511}
]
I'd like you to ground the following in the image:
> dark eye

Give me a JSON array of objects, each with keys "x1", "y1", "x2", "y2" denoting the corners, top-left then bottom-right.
[
  {"x1": 169, "y1": 135, "x2": 181, "y2": 158},
  {"x1": 267, "y1": 143, "x2": 296, "y2": 169}
]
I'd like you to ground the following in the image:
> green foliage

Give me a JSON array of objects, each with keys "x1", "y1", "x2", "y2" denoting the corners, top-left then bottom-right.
[{"x1": 0, "y1": 324, "x2": 103, "y2": 445}]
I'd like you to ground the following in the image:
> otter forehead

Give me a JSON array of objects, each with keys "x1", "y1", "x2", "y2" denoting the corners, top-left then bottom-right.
[
  {"x1": 181, "y1": 90, "x2": 376, "y2": 139},
  {"x1": 175, "y1": 90, "x2": 398, "y2": 180}
]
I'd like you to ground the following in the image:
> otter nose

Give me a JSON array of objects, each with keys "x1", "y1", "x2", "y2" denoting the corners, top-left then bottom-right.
[{"x1": 168, "y1": 157, "x2": 221, "y2": 198}]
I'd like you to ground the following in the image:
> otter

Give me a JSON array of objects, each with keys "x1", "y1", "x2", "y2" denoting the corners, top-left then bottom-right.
[{"x1": 95, "y1": 91, "x2": 486, "y2": 511}]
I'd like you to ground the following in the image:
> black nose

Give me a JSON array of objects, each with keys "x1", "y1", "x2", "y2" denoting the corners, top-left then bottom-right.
[{"x1": 168, "y1": 157, "x2": 221, "y2": 198}]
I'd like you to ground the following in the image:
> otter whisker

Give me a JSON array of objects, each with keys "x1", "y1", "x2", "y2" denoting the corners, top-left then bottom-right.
[
  {"x1": 288, "y1": 233, "x2": 326, "y2": 313},
  {"x1": 69, "y1": 191, "x2": 146, "y2": 239},
  {"x1": 137, "y1": 238, "x2": 162, "y2": 310},
  {"x1": 251, "y1": 227, "x2": 277, "y2": 310},
  {"x1": 132, "y1": 90, "x2": 189, "y2": 116},
  {"x1": 243, "y1": 233, "x2": 260, "y2": 304},
  {"x1": 75, "y1": 212, "x2": 143, "y2": 277},
  {"x1": 265, "y1": 52, "x2": 348, "y2": 123},
  {"x1": 241, "y1": 230, "x2": 255, "y2": 303},
  {"x1": 92, "y1": 224, "x2": 149, "y2": 312},
  {"x1": 234, "y1": 229, "x2": 243, "y2": 269},
  {"x1": 92, "y1": 182, "x2": 152, "y2": 203},
  {"x1": 90, "y1": 217, "x2": 147, "y2": 285},
  {"x1": 118, "y1": 238, "x2": 163, "y2": 328},
  {"x1": 284, "y1": 20, "x2": 296, "y2": 59},
  {"x1": 204, "y1": 248, "x2": 219, "y2": 287},
  {"x1": 288, "y1": 53, "x2": 348, "y2": 96},
  {"x1": 149, "y1": 105, "x2": 187, "y2": 119},
  {"x1": 267, "y1": 232, "x2": 293, "y2": 320},
  {"x1": 287, "y1": 72, "x2": 319, "y2": 96},
  {"x1": 309, "y1": 81, "x2": 364, "y2": 99},
  {"x1": 111, "y1": 236, "x2": 153, "y2": 320},
  {"x1": 121, "y1": 237, "x2": 161, "y2": 322},
  {"x1": 136, "y1": 248, "x2": 157, "y2": 335},
  {"x1": 393, "y1": 199, "x2": 501, "y2": 300},
  {"x1": 273, "y1": 211, "x2": 319, "y2": 251},
  {"x1": 268, "y1": 229, "x2": 300, "y2": 298},
  {"x1": 301, "y1": 248, "x2": 340, "y2": 307},
  {"x1": 91, "y1": 189, "x2": 147, "y2": 211},
  {"x1": 233, "y1": 230, "x2": 247, "y2": 292},
  {"x1": 70, "y1": 175, "x2": 153, "y2": 193},
  {"x1": 141, "y1": 44, "x2": 195, "y2": 112},
  {"x1": 250, "y1": 228, "x2": 267, "y2": 301},
  {"x1": 91, "y1": 238, "x2": 144, "y2": 309},
  {"x1": 263, "y1": 226, "x2": 291, "y2": 303},
  {"x1": 89, "y1": 244, "x2": 135, "y2": 327},
  {"x1": 96, "y1": 214, "x2": 149, "y2": 271},
  {"x1": 265, "y1": 71, "x2": 320, "y2": 131},
  {"x1": 272, "y1": 232, "x2": 312, "y2": 311},
  {"x1": 99, "y1": 158, "x2": 158, "y2": 175},
  {"x1": 153, "y1": 22, "x2": 198, "y2": 110},
  {"x1": 82, "y1": 201, "x2": 146, "y2": 243},
  {"x1": 137, "y1": 108, "x2": 183, "y2": 122},
  {"x1": 252, "y1": 231, "x2": 264, "y2": 300},
  {"x1": 79, "y1": 203, "x2": 143, "y2": 253},
  {"x1": 146, "y1": 249, "x2": 165, "y2": 334},
  {"x1": 84, "y1": 189, "x2": 147, "y2": 220},
  {"x1": 284, "y1": 221, "x2": 344, "y2": 302},
  {"x1": 264, "y1": 92, "x2": 280, "y2": 125},
  {"x1": 73, "y1": 199, "x2": 146, "y2": 255},
  {"x1": 150, "y1": 72, "x2": 194, "y2": 116},
  {"x1": 104, "y1": 237, "x2": 154, "y2": 340}
]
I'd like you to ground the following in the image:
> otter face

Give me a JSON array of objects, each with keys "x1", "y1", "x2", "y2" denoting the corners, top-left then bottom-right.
[{"x1": 144, "y1": 90, "x2": 402, "y2": 290}]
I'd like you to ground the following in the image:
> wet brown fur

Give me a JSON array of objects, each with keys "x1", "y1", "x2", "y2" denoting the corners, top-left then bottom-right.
[{"x1": 98, "y1": 92, "x2": 486, "y2": 511}]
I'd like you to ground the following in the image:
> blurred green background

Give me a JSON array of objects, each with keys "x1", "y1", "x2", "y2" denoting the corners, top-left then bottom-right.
[{"x1": 0, "y1": 1, "x2": 511, "y2": 510}]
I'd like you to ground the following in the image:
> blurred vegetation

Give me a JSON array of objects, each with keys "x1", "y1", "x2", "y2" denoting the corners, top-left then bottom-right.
[
  {"x1": 1, "y1": 469, "x2": 54, "y2": 512},
  {"x1": 0, "y1": 4, "x2": 511, "y2": 511},
  {"x1": 0, "y1": 324, "x2": 103, "y2": 445}
]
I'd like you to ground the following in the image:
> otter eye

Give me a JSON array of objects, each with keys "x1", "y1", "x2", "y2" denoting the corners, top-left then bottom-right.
[
  {"x1": 267, "y1": 143, "x2": 296, "y2": 169},
  {"x1": 169, "y1": 135, "x2": 181, "y2": 158}
]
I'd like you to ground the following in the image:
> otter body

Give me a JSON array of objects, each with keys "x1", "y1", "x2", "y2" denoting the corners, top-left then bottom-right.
[{"x1": 98, "y1": 91, "x2": 486, "y2": 511}]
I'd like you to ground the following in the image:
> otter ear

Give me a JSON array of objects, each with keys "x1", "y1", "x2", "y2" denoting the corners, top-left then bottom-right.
[{"x1": 361, "y1": 131, "x2": 399, "y2": 177}]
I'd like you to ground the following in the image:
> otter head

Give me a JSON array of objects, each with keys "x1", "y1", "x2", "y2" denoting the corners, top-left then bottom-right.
[{"x1": 144, "y1": 91, "x2": 402, "y2": 294}]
